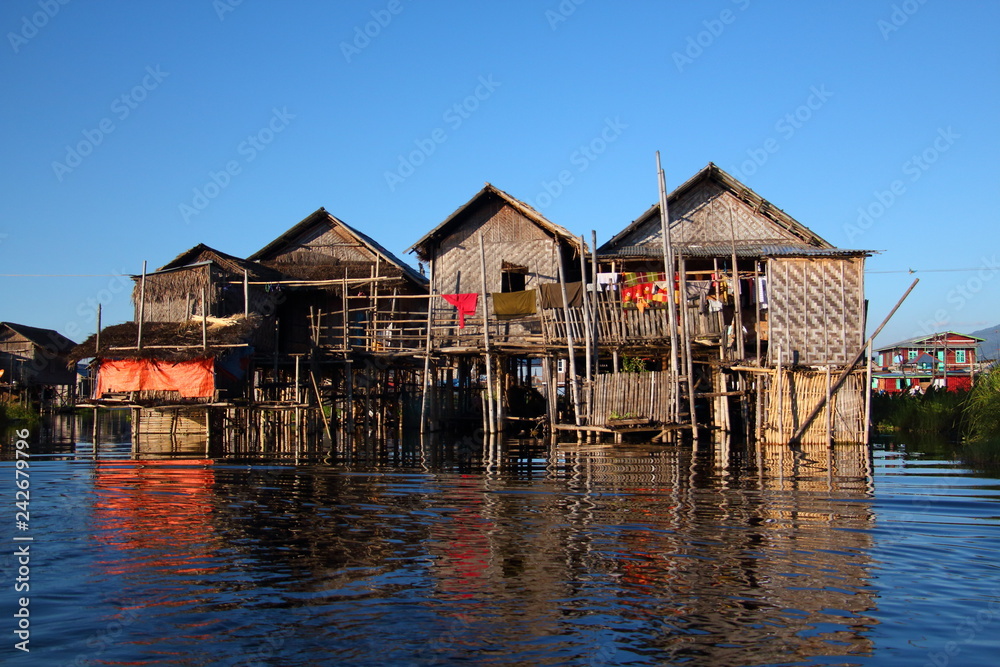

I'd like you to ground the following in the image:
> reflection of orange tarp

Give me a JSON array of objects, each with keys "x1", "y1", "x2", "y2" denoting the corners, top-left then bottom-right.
[{"x1": 96, "y1": 358, "x2": 215, "y2": 398}]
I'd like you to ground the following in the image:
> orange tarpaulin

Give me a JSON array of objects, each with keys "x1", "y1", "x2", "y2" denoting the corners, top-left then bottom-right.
[{"x1": 95, "y1": 358, "x2": 215, "y2": 398}]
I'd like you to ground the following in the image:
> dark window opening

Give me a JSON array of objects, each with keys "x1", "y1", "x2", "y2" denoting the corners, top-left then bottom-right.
[{"x1": 501, "y1": 261, "x2": 527, "y2": 293}]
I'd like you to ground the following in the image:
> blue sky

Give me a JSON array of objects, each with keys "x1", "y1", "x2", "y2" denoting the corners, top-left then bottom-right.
[{"x1": 1, "y1": 0, "x2": 997, "y2": 348}]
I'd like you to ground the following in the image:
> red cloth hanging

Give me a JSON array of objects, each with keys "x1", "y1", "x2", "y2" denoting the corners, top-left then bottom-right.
[{"x1": 441, "y1": 293, "x2": 478, "y2": 329}]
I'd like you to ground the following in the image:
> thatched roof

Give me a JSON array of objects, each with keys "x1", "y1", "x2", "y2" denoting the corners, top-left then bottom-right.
[
  {"x1": 134, "y1": 245, "x2": 288, "y2": 304},
  {"x1": 69, "y1": 315, "x2": 261, "y2": 362},
  {"x1": 249, "y1": 208, "x2": 427, "y2": 288},
  {"x1": 155, "y1": 244, "x2": 286, "y2": 280},
  {"x1": 407, "y1": 183, "x2": 582, "y2": 260}
]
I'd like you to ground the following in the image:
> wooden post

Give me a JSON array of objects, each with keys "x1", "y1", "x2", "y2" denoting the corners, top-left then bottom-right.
[
  {"x1": 137, "y1": 261, "x2": 147, "y2": 349},
  {"x1": 557, "y1": 247, "x2": 582, "y2": 427},
  {"x1": 294, "y1": 354, "x2": 301, "y2": 404},
  {"x1": 95, "y1": 304, "x2": 102, "y2": 357},
  {"x1": 865, "y1": 339, "x2": 873, "y2": 445},
  {"x1": 679, "y1": 253, "x2": 698, "y2": 443},
  {"x1": 579, "y1": 236, "x2": 592, "y2": 389},
  {"x1": 420, "y1": 260, "x2": 435, "y2": 434},
  {"x1": 243, "y1": 269, "x2": 249, "y2": 318},
  {"x1": 755, "y1": 261, "x2": 762, "y2": 359},
  {"x1": 727, "y1": 205, "x2": 744, "y2": 359},
  {"x1": 656, "y1": 152, "x2": 681, "y2": 423},
  {"x1": 346, "y1": 359, "x2": 355, "y2": 433},
  {"x1": 201, "y1": 286, "x2": 208, "y2": 350},
  {"x1": 775, "y1": 345, "x2": 784, "y2": 444},
  {"x1": 824, "y1": 365, "x2": 833, "y2": 446},
  {"x1": 591, "y1": 230, "x2": 600, "y2": 377},
  {"x1": 478, "y1": 233, "x2": 497, "y2": 433}
]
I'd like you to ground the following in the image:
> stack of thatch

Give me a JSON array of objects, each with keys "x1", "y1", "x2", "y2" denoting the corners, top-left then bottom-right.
[{"x1": 69, "y1": 315, "x2": 261, "y2": 362}]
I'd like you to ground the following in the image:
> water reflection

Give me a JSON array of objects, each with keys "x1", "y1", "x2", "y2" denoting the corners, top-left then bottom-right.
[{"x1": 20, "y1": 415, "x2": 999, "y2": 665}]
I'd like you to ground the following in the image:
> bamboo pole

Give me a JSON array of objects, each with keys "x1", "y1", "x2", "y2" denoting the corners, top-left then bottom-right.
[
  {"x1": 558, "y1": 246, "x2": 582, "y2": 427},
  {"x1": 656, "y1": 152, "x2": 681, "y2": 422},
  {"x1": 342, "y1": 269, "x2": 349, "y2": 350},
  {"x1": 824, "y1": 365, "x2": 833, "y2": 446},
  {"x1": 579, "y1": 236, "x2": 593, "y2": 388},
  {"x1": 478, "y1": 233, "x2": 497, "y2": 433},
  {"x1": 95, "y1": 304, "x2": 102, "y2": 357},
  {"x1": 591, "y1": 230, "x2": 600, "y2": 377},
  {"x1": 201, "y1": 286, "x2": 208, "y2": 350},
  {"x1": 679, "y1": 253, "x2": 698, "y2": 442},
  {"x1": 420, "y1": 259, "x2": 435, "y2": 433},
  {"x1": 137, "y1": 261, "x2": 147, "y2": 349},
  {"x1": 789, "y1": 278, "x2": 919, "y2": 445},
  {"x1": 728, "y1": 205, "x2": 744, "y2": 359},
  {"x1": 865, "y1": 339, "x2": 873, "y2": 445},
  {"x1": 775, "y1": 345, "x2": 784, "y2": 443}
]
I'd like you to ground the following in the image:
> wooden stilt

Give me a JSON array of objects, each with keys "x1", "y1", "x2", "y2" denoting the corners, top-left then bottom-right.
[
  {"x1": 420, "y1": 260, "x2": 435, "y2": 434},
  {"x1": 656, "y1": 152, "x2": 681, "y2": 423},
  {"x1": 478, "y1": 233, "x2": 497, "y2": 433},
  {"x1": 137, "y1": 261, "x2": 147, "y2": 349},
  {"x1": 557, "y1": 247, "x2": 582, "y2": 427}
]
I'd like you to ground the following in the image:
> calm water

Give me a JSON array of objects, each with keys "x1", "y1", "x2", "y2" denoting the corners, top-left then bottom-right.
[{"x1": 2, "y1": 416, "x2": 999, "y2": 666}]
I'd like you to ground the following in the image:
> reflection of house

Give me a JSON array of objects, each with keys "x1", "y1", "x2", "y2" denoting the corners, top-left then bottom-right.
[
  {"x1": 0, "y1": 321, "x2": 77, "y2": 408},
  {"x1": 874, "y1": 331, "x2": 983, "y2": 393}
]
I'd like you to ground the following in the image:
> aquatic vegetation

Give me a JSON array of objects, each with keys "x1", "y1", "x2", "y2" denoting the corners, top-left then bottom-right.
[{"x1": 961, "y1": 365, "x2": 1000, "y2": 468}]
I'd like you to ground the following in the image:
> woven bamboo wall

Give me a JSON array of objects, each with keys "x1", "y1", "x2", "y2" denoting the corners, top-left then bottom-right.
[
  {"x1": 615, "y1": 184, "x2": 806, "y2": 248},
  {"x1": 759, "y1": 369, "x2": 866, "y2": 444},
  {"x1": 584, "y1": 371, "x2": 676, "y2": 426},
  {"x1": 430, "y1": 198, "x2": 567, "y2": 343},
  {"x1": 767, "y1": 256, "x2": 865, "y2": 366}
]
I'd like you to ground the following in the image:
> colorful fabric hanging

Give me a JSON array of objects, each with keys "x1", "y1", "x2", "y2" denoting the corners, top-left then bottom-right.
[{"x1": 441, "y1": 293, "x2": 478, "y2": 329}]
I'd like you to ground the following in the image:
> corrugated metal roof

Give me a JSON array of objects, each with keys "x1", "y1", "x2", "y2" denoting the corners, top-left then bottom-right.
[{"x1": 598, "y1": 243, "x2": 872, "y2": 259}]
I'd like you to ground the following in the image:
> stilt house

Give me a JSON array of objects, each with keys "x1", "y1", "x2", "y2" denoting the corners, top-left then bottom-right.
[
  {"x1": 248, "y1": 207, "x2": 428, "y2": 355},
  {"x1": 407, "y1": 183, "x2": 585, "y2": 349},
  {"x1": 596, "y1": 163, "x2": 872, "y2": 443},
  {"x1": 0, "y1": 321, "x2": 77, "y2": 407}
]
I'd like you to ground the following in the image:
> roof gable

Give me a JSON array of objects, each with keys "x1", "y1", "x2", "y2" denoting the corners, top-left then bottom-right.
[
  {"x1": 155, "y1": 244, "x2": 284, "y2": 281},
  {"x1": 1, "y1": 321, "x2": 76, "y2": 353},
  {"x1": 876, "y1": 331, "x2": 986, "y2": 352},
  {"x1": 598, "y1": 163, "x2": 834, "y2": 256},
  {"x1": 408, "y1": 183, "x2": 581, "y2": 260},
  {"x1": 250, "y1": 208, "x2": 427, "y2": 286}
]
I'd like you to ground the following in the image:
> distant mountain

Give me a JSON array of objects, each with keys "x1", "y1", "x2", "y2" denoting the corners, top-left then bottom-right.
[{"x1": 970, "y1": 324, "x2": 1000, "y2": 362}]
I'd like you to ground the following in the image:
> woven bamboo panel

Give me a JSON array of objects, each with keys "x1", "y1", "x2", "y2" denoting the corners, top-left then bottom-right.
[
  {"x1": 760, "y1": 369, "x2": 866, "y2": 444},
  {"x1": 767, "y1": 257, "x2": 865, "y2": 366},
  {"x1": 430, "y1": 201, "x2": 566, "y2": 344},
  {"x1": 584, "y1": 371, "x2": 675, "y2": 426},
  {"x1": 616, "y1": 184, "x2": 804, "y2": 248}
]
